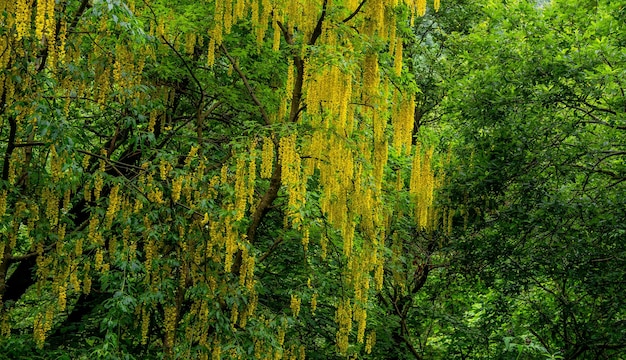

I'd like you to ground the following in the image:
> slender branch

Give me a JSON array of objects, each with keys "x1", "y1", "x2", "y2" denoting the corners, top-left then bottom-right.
[
  {"x1": 528, "y1": 327, "x2": 553, "y2": 354},
  {"x1": 342, "y1": 0, "x2": 367, "y2": 23},
  {"x1": 276, "y1": 21, "x2": 306, "y2": 123},
  {"x1": 160, "y1": 35, "x2": 205, "y2": 117},
  {"x1": 219, "y1": 44, "x2": 272, "y2": 125},
  {"x1": 288, "y1": 59, "x2": 305, "y2": 123},
  {"x1": 258, "y1": 236, "x2": 284, "y2": 263},
  {"x1": 247, "y1": 155, "x2": 282, "y2": 243},
  {"x1": 156, "y1": 110, "x2": 198, "y2": 150},
  {"x1": 581, "y1": 120, "x2": 626, "y2": 131},
  {"x1": 68, "y1": 0, "x2": 91, "y2": 33},
  {"x1": 581, "y1": 100, "x2": 617, "y2": 115},
  {"x1": 308, "y1": 0, "x2": 329, "y2": 46},
  {"x1": 8, "y1": 251, "x2": 40, "y2": 263},
  {"x1": 13, "y1": 141, "x2": 46, "y2": 148},
  {"x1": 400, "y1": 330, "x2": 422, "y2": 359},
  {"x1": 559, "y1": 101, "x2": 623, "y2": 129},
  {"x1": 75, "y1": 149, "x2": 145, "y2": 172}
]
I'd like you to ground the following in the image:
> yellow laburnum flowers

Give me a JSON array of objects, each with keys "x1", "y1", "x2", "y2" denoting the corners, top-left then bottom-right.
[{"x1": 280, "y1": 133, "x2": 305, "y2": 228}]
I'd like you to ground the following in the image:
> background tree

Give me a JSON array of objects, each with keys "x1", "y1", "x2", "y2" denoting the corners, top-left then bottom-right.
[{"x1": 439, "y1": 0, "x2": 626, "y2": 358}]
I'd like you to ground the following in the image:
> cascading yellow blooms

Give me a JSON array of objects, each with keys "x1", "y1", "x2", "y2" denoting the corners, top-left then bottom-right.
[
  {"x1": 392, "y1": 91, "x2": 416, "y2": 154},
  {"x1": 335, "y1": 298, "x2": 352, "y2": 354},
  {"x1": 290, "y1": 294, "x2": 301, "y2": 317},
  {"x1": 279, "y1": 133, "x2": 305, "y2": 228},
  {"x1": 0, "y1": 0, "x2": 447, "y2": 357},
  {"x1": 410, "y1": 146, "x2": 437, "y2": 230}
]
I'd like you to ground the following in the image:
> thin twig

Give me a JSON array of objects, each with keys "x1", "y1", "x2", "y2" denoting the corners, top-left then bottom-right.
[
  {"x1": 342, "y1": 0, "x2": 367, "y2": 23},
  {"x1": 219, "y1": 44, "x2": 272, "y2": 125}
]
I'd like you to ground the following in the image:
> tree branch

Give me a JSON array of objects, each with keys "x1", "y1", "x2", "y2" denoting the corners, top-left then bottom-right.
[
  {"x1": 258, "y1": 236, "x2": 284, "y2": 263},
  {"x1": 68, "y1": 0, "x2": 91, "y2": 33},
  {"x1": 220, "y1": 44, "x2": 272, "y2": 125},
  {"x1": 276, "y1": 21, "x2": 306, "y2": 123},
  {"x1": 308, "y1": 0, "x2": 329, "y2": 46},
  {"x1": 13, "y1": 141, "x2": 46, "y2": 148},
  {"x1": 247, "y1": 154, "x2": 282, "y2": 243},
  {"x1": 342, "y1": 0, "x2": 367, "y2": 23},
  {"x1": 160, "y1": 35, "x2": 205, "y2": 120}
]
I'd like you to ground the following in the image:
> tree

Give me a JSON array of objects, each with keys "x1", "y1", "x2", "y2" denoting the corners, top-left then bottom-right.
[
  {"x1": 0, "y1": 0, "x2": 449, "y2": 358},
  {"x1": 439, "y1": 0, "x2": 626, "y2": 358}
]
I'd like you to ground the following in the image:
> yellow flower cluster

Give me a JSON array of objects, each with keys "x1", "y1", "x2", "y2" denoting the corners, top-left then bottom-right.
[
  {"x1": 374, "y1": 263, "x2": 384, "y2": 291},
  {"x1": 93, "y1": 171, "x2": 104, "y2": 201},
  {"x1": 277, "y1": 318, "x2": 287, "y2": 347},
  {"x1": 301, "y1": 226, "x2": 310, "y2": 252},
  {"x1": 164, "y1": 305, "x2": 177, "y2": 348},
  {"x1": 83, "y1": 263, "x2": 92, "y2": 295},
  {"x1": 310, "y1": 292, "x2": 318, "y2": 315},
  {"x1": 290, "y1": 294, "x2": 301, "y2": 318},
  {"x1": 58, "y1": 21, "x2": 67, "y2": 63},
  {"x1": 33, "y1": 314, "x2": 45, "y2": 348},
  {"x1": 185, "y1": 32, "x2": 197, "y2": 56},
  {"x1": 89, "y1": 216, "x2": 105, "y2": 247},
  {"x1": 0, "y1": 243, "x2": 5, "y2": 269},
  {"x1": 15, "y1": 0, "x2": 30, "y2": 41},
  {"x1": 304, "y1": 65, "x2": 354, "y2": 133},
  {"x1": 279, "y1": 134, "x2": 305, "y2": 228},
  {"x1": 73, "y1": 238, "x2": 84, "y2": 259},
  {"x1": 70, "y1": 266, "x2": 80, "y2": 293},
  {"x1": 33, "y1": 306, "x2": 55, "y2": 348},
  {"x1": 62, "y1": 188, "x2": 71, "y2": 212},
  {"x1": 392, "y1": 92, "x2": 416, "y2": 154},
  {"x1": 247, "y1": 142, "x2": 257, "y2": 204},
  {"x1": 105, "y1": 184, "x2": 120, "y2": 227},
  {"x1": 144, "y1": 239, "x2": 155, "y2": 281},
  {"x1": 171, "y1": 176, "x2": 183, "y2": 203},
  {"x1": 363, "y1": 52, "x2": 380, "y2": 99},
  {"x1": 417, "y1": 0, "x2": 427, "y2": 16},
  {"x1": 234, "y1": 156, "x2": 248, "y2": 221},
  {"x1": 1, "y1": 312, "x2": 10, "y2": 337},
  {"x1": 57, "y1": 283, "x2": 67, "y2": 312},
  {"x1": 335, "y1": 298, "x2": 352, "y2": 354},
  {"x1": 94, "y1": 248, "x2": 104, "y2": 272},
  {"x1": 223, "y1": 218, "x2": 238, "y2": 273},
  {"x1": 272, "y1": 12, "x2": 281, "y2": 52},
  {"x1": 354, "y1": 302, "x2": 367, "y2": 343},
  {"x1": 230, "y1": 302, "x2": 239, "y2": 329},
  {"x1": 207, "y1": 38, "x2": 216, "y2": 67},
  {"x1": 238, "y1": 247, "x2": 256, "y2": 291},
  {"x1": 35, "y1": 0, "x2": 47, "y2": 41},
  {"x1": 0, "y1": 190, "x2": 6, "y2": 218},
  {"x1": 410, "y1": 146, "x2": 436, "y2": 230},
  {"x1": 319, "y1": 234, "x2": 328, "y2": 260},
  {"x1": 185, "y1": 146, "x2": 199, "y2": 167},
  {"x1": 42, "y1": 186, "x2": 59, "y2": 226},
  {"x1": 394, "y1": 36, "x2": 404, "y2": 76},
  {"x1": 49, "y1": 145, "x2": 62, "y2": 182},
  {"x1": 141, "y1": 307, "x2": 150, "y2": 345},
  {"x1": 365, "y1": 331, "x2": 376, "y2": 354},
  {"x1": 373, "y1": 139, "x2": 389, "y2": 193},
  {"x1": 211, "y1": 338, "x2": 221, "y2": 360}
]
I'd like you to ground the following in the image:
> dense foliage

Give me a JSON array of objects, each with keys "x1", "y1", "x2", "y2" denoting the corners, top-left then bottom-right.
[{"x1": 0, "y1": 0, "x2": 624, "y2": 359}]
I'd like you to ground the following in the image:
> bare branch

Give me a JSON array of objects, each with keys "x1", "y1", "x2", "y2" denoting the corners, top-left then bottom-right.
[
  {"x1": 258, "y1": 237, "x2": 284, "y2": 263},
  {"x1": 309, "y1": 0, "x2": 329, "y2": 46},
  {"x1": 220, "y1": 44, "x2": 272, "y2": 125},
  {"x1": 342, "y1": 0, "x2": 367, "y2": 23}
]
